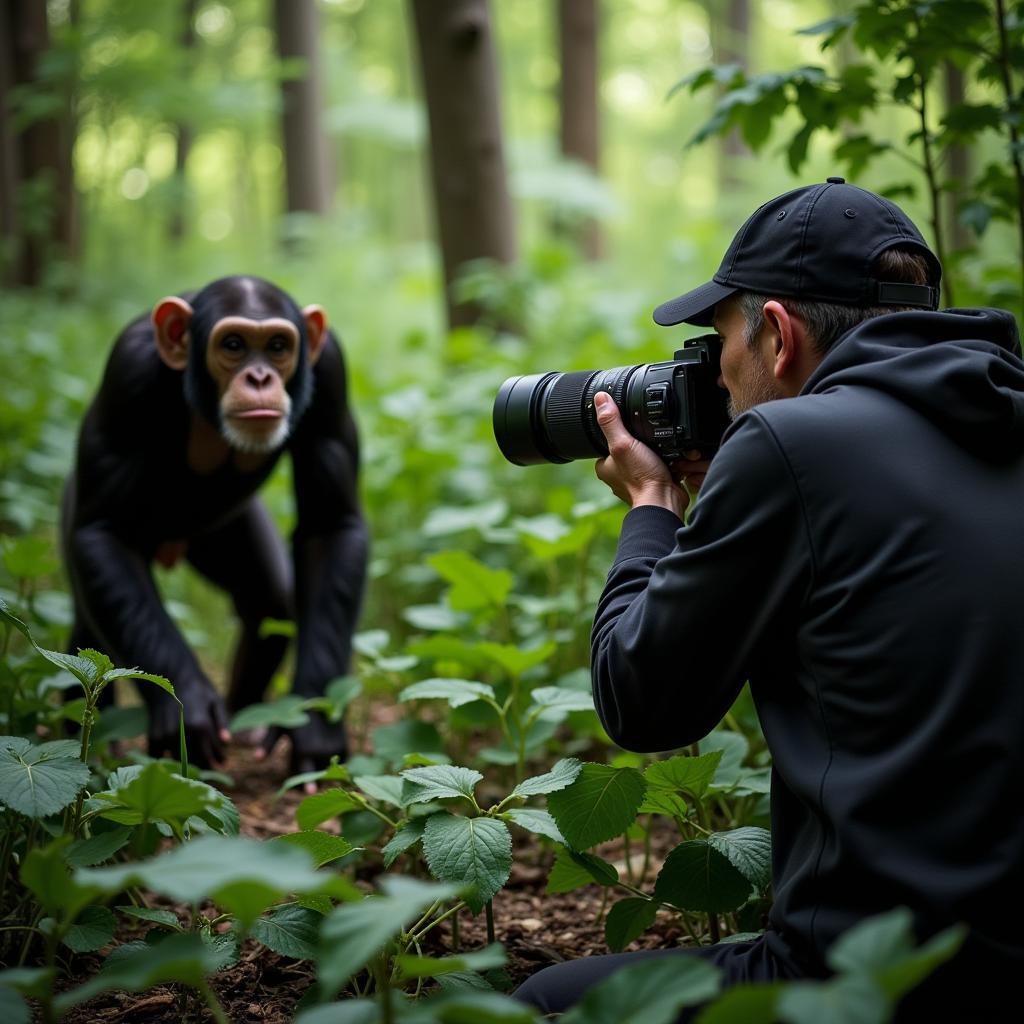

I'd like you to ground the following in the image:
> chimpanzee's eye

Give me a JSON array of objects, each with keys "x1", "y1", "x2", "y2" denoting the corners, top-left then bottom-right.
[
  {"x1": 221, "y1": 334, "x2": 245, "y2": 353},
  {"x1": 267, "y1": 335, "x2": 291, "y2": 355}
]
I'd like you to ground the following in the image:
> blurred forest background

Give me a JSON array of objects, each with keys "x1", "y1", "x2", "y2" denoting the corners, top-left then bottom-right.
[{"x1": 1, "y1": 0, "x2": 1022, "y2": 682}]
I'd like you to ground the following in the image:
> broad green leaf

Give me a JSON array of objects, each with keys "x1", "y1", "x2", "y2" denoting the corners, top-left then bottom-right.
[
  {"x1": 318, "y1": 875, "x2": 460, "y2": 999},
  {"x1": 230, "y1": 695, "x2": 311, "y2": 732},
  {"x1": 504, "y1": 808, "x2": 565, "y2": 845},
  {"x1": 382, "y1": 819, "x2": 426, "y2": 867},
  {"x1": 604, "y1": 897, "x2": 659, "y2": 952},
  {"x1": 422, "y1": 813, "x2": 512, "y2": 913},
  {"x1": 34, "y1": 739, "x2": 84, "y2": 759},
  {"x1": 63, "y1": 906, "x2": 116, "y2": 953},
  {"x1": 323, "y1": 676, "x2": 363, "y2": 720},
  {"x1": 0, "y1": 966, "x2": 55, "y2": 1000},
  {"x1": 202, "y1": 930, "x2": 240, "y2": 973},
  {"x1": 353, "y1": 774, "x2": 406, "y2": 807},
  {"x1": 560, "y1": 955, "x2": 722, "y2": 1024},
  {"x1": 707, "y1": 828, "x2": 772, "y2": 891},
  {"x1": 546, "y1": 846, "x2": 618, "y2": 893},
  {"x1": 423, "y1": 500, "x2": 508, "y2": 537},
  {"x1": 296, "y1": 789, "x2": 360, "y2": 830},
  {"x1": 876, "y1": 924, "x2": 965, "y2": 1003},
  {"x1": 94, "y1": 763, "x2": 214, "y2": 827},
  {"x1": 653, "y1": 840, "x2": 752, "y2": 913},
  {"x1": 372, "y1": 718, "x2": 445, "y2": 765},
  {"x1": 192, "y1": 787, "x2": 240, "y2": 836},
  {"x1": 272, "y1": 830, "x2": 355, "y2": 867},
  {"x1": 116, "y1": 906, "x2": 181, "y2": 930},
  {"x1": 400, "y1": 677, "x2": 496, "y2": 708},
  {"x1": 295, "y1": 999, "x2": 380, "y2": 1024},
  {"x1": 402, "y1": 603, "x2": 463, "y2": 631},
  {"x1": 22, "y1": 838, "x2": 101, "y2": 919},
  {"x1": 0, "y1": 740, "x2": 89, "y2": 818},
  {"x1": 644, "y1": 752, "x2": 723, "y2": 799},
  {"x1": 277, "y1": 758, "x2": 350, "y2": 798},
  {"x1": 397, "y1": 942, "x2": 506, "y2": 979},
  {"x1": 79, "y1": 648, "x2": 114, "y2": 677},
  {"x1": 428, "y1": 550, "x2": 513, "y2": 611},
  {"x1": 638, "y1": 790, "x2": 689, "y2": 819},
  {"x1": 76, "y1": 834, "x2": 332, "y2": 930},
  {"x1": 100, "y1": 668, "x2": 177, "y2": 702},
  {"x1": 475, "y1": 641, "x2": 556, "y2": 677},
  {"x1": 528, "y1": 687, "x2": 595, "y2": 721},
  {"x1": 0, "y1": 985, "x2": 28, "y2": 1024},
  {"x1": 700, "y1": 731, "x2": 749, "y2": 791},
  {"x1": 55, "y1": 932, "x2": 220, "y2": 1012},
  {"x1": 511, "y1": 758, "x2": 582, "y2": 798},
  {"x1": 547, "y1": 763, "x2": 646, "y2": 850},
  {"x1": 401, "y1": 765, "x2": 483, "y2": 804},
  {"x1": 251, "y1": 904, "x2": 322, "y2": 960},
  {"x1": 695, "y1": 983, "x2": 783, "y2": 1024},
  {"x1": 406, "y1": 990, "x2": 538, "y2": 1022},
  {"x1": 776, "y1": 975, "x2": 887, "y2": 1024}
]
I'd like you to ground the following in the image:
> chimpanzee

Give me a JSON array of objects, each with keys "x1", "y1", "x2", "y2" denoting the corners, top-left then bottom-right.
[{"x1": 61, "y1": 275, "x2": 368, "y2": 772}]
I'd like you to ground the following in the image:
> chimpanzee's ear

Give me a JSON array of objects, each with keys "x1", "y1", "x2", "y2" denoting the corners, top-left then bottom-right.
[
  {"x1": 303, "y1": 305, "x2": 328, "y2": 366},
  {"x1": 152, "y1": 297, "x2": 194, "y2": 371}
]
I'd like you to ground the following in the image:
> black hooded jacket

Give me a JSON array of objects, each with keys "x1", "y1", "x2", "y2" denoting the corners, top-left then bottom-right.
[{"x1": 591, "y1": 308, "x2": 1024, "y2": 977}]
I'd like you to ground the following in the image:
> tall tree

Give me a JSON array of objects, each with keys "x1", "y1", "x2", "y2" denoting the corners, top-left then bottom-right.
[
  {"x1": 943, "y1": 61, "x2": 971, "y2": 253},
  {"x1": 409, "y1": 0, "x2": 517, "y2": 328},
  {"x1": 558, "y1": 0, "x2": 601, "y2": 259},
  {"x1": 707, "y1": 0, "x2": 750, "y2": 188},
  {"x1": 1, "y1": 0, "x2": 77, "y2": 286},
  {"x1": 169, "y1": 0, "x2": 198, "y2": 242},
  {"x1": 273, "y1": 0, "x2": 331, "y2": 216}
]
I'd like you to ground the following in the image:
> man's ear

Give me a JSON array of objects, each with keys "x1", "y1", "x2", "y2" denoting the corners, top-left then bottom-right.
[
  {"x1": 762, "y1": 300, "x2": 799, "y2": 383},
  {"x1": 302, "y1": 305, "x2": 328, "y2": 366},
  {"x1": 152, "y1": 297, "x2": 194, "y2": 371}
]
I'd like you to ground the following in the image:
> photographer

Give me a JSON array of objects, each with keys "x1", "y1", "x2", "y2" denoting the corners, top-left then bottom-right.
[{"x1": 515, "y1": 179, "x2": 1024, "y2": 1021}]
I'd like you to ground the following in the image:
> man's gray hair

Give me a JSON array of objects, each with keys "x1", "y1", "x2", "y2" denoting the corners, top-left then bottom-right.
[{"x1": 738, "y1": 248, "x2": 934, "y2": 354}]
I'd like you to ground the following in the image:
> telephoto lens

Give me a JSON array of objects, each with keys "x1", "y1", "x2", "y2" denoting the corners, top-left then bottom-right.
[{"x1": 492, "y1": 335, "x2": 730, "y2": 467}]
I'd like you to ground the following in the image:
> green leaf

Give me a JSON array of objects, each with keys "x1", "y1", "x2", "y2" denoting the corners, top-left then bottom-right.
[
  {"x1": 638, "y1": 790, "x2": 689, "y2": 819},
  {"x1": 294, "y1": 1000, "x2": 380, "y2": 1024},
  {"x1": 400, "y1": 677, "x2": 496, "y2": 708},
  {"x1": 63, "y1": 906, "x2": 116, "y2": 953},
  {"x1": 776, "y1": 975, "x2": 886, "y2": 1024},
  {"x1": 528, "y1": 686, "x2": 595, "y2": 721},
  {"x1": 382, "y1": 819, "x2": 426, "y2": 867},
  {"x1": 695, "y1": 983, "x2": 783, "y2": 1024},
  {"x1": 707, "y1": 828, "x2": 772, "y2": 891},
  {"x1": 604, "y1": 898, "x2": 659, "y2": 952},
  {"x1": 402, "y1": 603, "x2": 464, "y2": 631},
  {"x1": 701, "y1": 731, "x2": 749, "y2": 791},
  {"x1": 296, "y1": 789, "x2": 360, "y2": 830},
  {"x1": 423, "y1": 500, "x2": 508, "y2": 537},
  {"x1": 428, "y1": 551, "x2": 514, "y2": 611},
  {"x1": 95, "y1": 763, "x2": 214, "y2": 827},
  {"x1": 547, "y1": 763, "x2": 646, "y2": 850},
  {"x1": 653, "y1": 840, "x2": 752, "y2": 913},
  {"x1": 511, "y1": 758, "x2": 582, "y2": 798},
  {"x1": 116, "y1": 906, "x2": 181, "y2": 930},
  {"x1": 64, "y1": 827, "x2": 132, "y2": 868},
  {"x1": 251, "y1": 904, "x2": 322, "y2": 960},
  {"x1": 318, "y1": 875, "x2": 460, "y2": 999},
  {"x1": 0, "y1": 985, "x2": 29, "y2": 1024},
  {"x1": 0, "y1": 966, "x2": 55, "y2": 1000},
  {"x1": 401, "y1": 765, "x2": 483, "y2": 804},
  {"x1": 76, "y1": 834, "x2": 332, "y2": 930},
  {"x1": 353, "y1": 774, "x2": 406, "y2": 807},
  {"x1": 101, "y1": 668, "x2": 177, "y2": 703},
  {"x1": 372, "y1": 718, "x2": 445, "y2": 765},
  {"x1": 0, "y1": 740, "x2": 90, "y2": 818},
  {"x1": 408, "y1": 990, "x2": 539, "y2": 1022},
  {"x1": 271, "y1": 830, "x2": 355, "y2": 868},
  {"x1": 546, "y1": 846, "x2": 618, "y2": 893},
  {"x1": 22, "y1": 838, "x2": 100, "y2": 919},
  {"x1": 644, "y1": 752, "x2": 722, "y2": 800},
  {"x1": 504, "y1": 808, "x2": 565, "y2": 845},
  {"x1": 422, "y1": 813, "x2": 512, "y2": 914},
  {"x1": 230, "y1": 695, "x2": 311, "y2": 732},
  {"x1": 323, "y1": 676, "x2": 363, "y2": 720},
  {"x1": 560, "y1": 955, "x2": 722, "y2": 1024},
  {"x1": 475, "y1": 641, "x2": 556, "y2": 677},
  {"x1": 55, "y1": 932, "x2": 220, "y2": 1013},
  {"x1": 397, "y1": 942, "x2": 506, "y2": 980}
]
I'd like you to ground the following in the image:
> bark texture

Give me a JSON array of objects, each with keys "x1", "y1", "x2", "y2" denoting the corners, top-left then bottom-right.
[
  {"x1": 410, "y1": 0, "x2": 517, "y2": 327},
  {"x1": 274, "y1": 0, "x2": 331, "y2": 215}
]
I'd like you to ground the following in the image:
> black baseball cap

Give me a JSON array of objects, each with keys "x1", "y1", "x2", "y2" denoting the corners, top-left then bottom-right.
[{"x1": 653, "y1": 177, "x2": 942, "y2": 327}]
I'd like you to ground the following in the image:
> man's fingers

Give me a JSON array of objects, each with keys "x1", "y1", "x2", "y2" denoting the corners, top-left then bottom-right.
[{"x1": 593, "y1": 393, "x2": 631, "y2": 449}]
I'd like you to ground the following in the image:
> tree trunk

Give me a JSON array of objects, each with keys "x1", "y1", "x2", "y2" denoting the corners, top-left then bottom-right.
[
  {"x1": 409, "y1": 0, "x2": 518, "y2": 328},
  {"x1": 169, "y1": 0, "x2": 198, "y2": 242},
  {"x1": 0, "y1": 1, "x2": 22, "y2": 281},
  {"x1": 708, "y1": 0, "x2": 750, "y2": 187},
  {"x1": 943, "y1": 61, "x2": 971, "y2": 253},
  {"x1": 273, "y1": 0, "x2": 331, "y2": 216},
  {"x1": 2, "y1": 0, "x2": 72, "y2": 285},
  {"x1": 558, "y1": 0, "x2": 601, "y2": 259}
]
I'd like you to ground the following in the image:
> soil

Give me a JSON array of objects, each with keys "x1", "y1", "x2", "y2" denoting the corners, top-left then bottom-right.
[{"x1": 52, "y1": 737, "x2": 688, "y2": 1023}]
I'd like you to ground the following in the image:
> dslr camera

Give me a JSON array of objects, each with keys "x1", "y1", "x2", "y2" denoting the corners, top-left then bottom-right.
[{"x1": 493, "y1": 335, "x2": 730, "y2": 466}]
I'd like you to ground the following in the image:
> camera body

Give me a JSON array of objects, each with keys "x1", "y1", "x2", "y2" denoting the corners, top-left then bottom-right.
[{"x1": 493, "y1": 335, "x2": 730, "y2": 467}]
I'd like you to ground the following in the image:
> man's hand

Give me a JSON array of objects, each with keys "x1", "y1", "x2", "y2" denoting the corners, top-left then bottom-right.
[
  {"x1": 594, "y1": 392, "x2": 689, "y2": 518},
  {"x1": 148, "y1": 679, "x2": 230, "y2": 769},
  {"x1": 256, "y1": 710, "x2": 348, "y2": 794}
]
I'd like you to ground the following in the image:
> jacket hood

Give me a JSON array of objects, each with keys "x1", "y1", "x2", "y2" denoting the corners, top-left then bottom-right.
[{"x1": 802, "y1": 308, "x2": 1024, "y2": 458}]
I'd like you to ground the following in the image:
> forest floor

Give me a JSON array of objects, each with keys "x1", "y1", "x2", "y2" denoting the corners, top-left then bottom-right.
[{"x1": 55, "y1": 739, "x2": 687, "y2": 1023}]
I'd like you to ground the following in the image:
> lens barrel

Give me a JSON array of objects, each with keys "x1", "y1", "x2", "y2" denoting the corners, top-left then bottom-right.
[{"x1": 493, "y1": 366, "x2": 640, "y2": 466}]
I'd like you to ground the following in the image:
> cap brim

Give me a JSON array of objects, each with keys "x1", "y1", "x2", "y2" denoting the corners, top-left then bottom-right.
[{"x1": 653, "y1": 279, "x2": 737, "y2": 327}]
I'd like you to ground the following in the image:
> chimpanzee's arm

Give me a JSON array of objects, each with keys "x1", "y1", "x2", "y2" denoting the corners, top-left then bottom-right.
[{"x1": 289, "y1": 334, "x2": 369, "y2": 731}]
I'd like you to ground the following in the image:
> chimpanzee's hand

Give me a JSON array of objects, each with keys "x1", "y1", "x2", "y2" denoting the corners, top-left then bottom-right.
[
  {"x1": 256, "y1": 709, "x2": 348, "y2": 793},
  {"x1": 148, "y1": 679, "x2": 230, "y2": 769}
]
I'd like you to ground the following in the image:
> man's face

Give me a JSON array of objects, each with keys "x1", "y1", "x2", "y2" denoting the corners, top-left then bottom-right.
[{"x1": 712, "y1": 294, "x2": 782, "y2": 419}]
